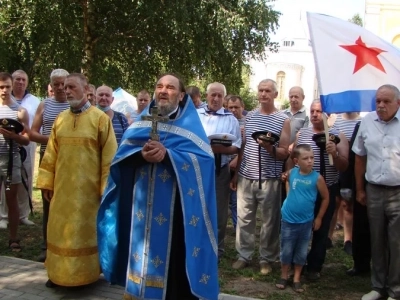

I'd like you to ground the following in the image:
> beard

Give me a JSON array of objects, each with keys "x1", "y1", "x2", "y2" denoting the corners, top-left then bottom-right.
[
  {"x1": 68, "y1": 99, "x2": 83, "y2": 108},
  {"x1": 158, "y1": 103, "x2": 177, "y2": 116},
  {"x1": 157, "y1": 95, "x2": 179, "y2": 116}
]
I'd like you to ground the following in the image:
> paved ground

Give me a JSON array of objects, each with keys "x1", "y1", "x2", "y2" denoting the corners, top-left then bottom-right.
[{"x1": 0, "y1": 256, "x2": 260, "y2": 300}]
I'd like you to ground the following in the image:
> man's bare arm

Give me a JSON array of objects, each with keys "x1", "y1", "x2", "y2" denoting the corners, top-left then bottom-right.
[
  {"x1": 12, "y1": 107, "x2": 30, "y2": 146},
  {"x1": 29, "y1": 101, "x2": 48, "y2": 144},
  {"x1": 260, "y1": 119, "x2": 290, "y2": 160},
  {"x1": 354, "y1": 154, "x2": 367, "y2": 205}
]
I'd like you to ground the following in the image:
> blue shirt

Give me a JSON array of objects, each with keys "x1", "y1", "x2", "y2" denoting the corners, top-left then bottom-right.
[
  {"x1": 352, "y1": 109, "x2": 400, "y2": 186},
  {"x1": 282, "y1": 167, "x2": 320, "y2": 224}
]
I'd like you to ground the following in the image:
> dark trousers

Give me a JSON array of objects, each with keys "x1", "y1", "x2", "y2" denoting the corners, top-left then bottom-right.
[
  {"x1": 216, "y1": 165, "x2": 230, "y2": 257},
  {"x1": 307, "y1": 184, "x2": 337, "y2": 272},
  {"x1": 352, "y1": 197, "x2": 371, "y2": 271},
  {"x1": 166, "y1": 193, "x2": 198, "y2": 300},
  {"x1": 229, "y1": 170, "x2": 237, "y2": 229},
  {"x1": 39, "y1": 151, "x2": 49, "y2": 251}
]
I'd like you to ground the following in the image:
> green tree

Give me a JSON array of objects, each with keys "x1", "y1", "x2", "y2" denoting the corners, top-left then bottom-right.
[
  {"x1": 348, "y1": 13, "x2": 363, "y2": 27},
  {"x1": 0, "y1": 0, "x2": 280, "y2": 97}
]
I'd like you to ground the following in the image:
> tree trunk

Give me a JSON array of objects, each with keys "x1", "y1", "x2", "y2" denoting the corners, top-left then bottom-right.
[{"x1": 81, "y1": 0, "x2": 96, "y2": 80}]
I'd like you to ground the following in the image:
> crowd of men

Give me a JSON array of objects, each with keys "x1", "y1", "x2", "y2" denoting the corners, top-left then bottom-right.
[{"x1": 0, "y1": 69, "x2": 398, "y2": 300}]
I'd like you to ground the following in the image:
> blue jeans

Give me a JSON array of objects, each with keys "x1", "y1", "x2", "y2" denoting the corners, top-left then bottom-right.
[{"x1": 280, "y1": 220, "x2": 313, "y2": 265}]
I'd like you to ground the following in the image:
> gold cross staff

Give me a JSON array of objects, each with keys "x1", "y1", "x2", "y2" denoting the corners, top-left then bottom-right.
[{"x1": 141, "y1": 106, "x2": 169, "y2": 141}]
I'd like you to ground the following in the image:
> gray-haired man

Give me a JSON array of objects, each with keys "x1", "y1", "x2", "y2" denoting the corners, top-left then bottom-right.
[{"x1": 353, "y1": 84, "x2": 400, "y2": 300}]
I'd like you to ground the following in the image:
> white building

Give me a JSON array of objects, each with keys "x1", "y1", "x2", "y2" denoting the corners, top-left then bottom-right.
[
  {"x1": 249, "y1": 1, "x2": 399, "y2": 111},
  {"x1": 249, "y1": 14, "x2": 318, "y2": 110},
  {"x1": 364, "y1": 0, "x2": 400, "y2": 47}
]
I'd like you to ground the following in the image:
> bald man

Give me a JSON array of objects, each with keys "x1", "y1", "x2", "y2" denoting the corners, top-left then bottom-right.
[
  {"x1": 282, "y1": 86, "x2": 309, "y2": 151},
  {"x1": 96, "y1": 85, "x2": 129, "y2": 145}
]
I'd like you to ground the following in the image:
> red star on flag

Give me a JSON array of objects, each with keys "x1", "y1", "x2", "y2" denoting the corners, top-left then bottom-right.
[{"x1": 340, "y1": 36, "x2": 387, "y2": 74}]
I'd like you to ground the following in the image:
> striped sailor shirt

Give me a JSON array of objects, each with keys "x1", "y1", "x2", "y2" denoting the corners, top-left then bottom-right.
[
  {"x1": 297, "y1": 126, "x2": 340, "y2": 186},
  {"x1": 239, "y1": 110, "x2": 288, "y2": 179},
  {"x1": 41, "y1": 98, "x2": 70, "y2": 152}
]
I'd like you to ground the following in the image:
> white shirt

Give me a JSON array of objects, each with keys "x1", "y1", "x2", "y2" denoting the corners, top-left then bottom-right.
[
  {"x1": 197, "y1": 106, "x2": 241, "y2": 167},
  {"x1": 352, "y1": 109, "x2": 400, "y2": 186},
  {"x1": 12, "y1": 93, "x2": 40, "y2": 128}
]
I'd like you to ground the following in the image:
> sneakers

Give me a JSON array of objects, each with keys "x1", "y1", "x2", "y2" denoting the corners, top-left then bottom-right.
[
  {"x1": 232, "y1": 259, "x2": 248, "y2": 270},
  {"x1": 260, "y1": 262, "x2": 272, "y2": 275},
  {"x1": 346, "y1": 267, "x2": 369, "y2": 276},
  {"x1": 343, "y1": 240, "x2": 353, "y2": 256},
  {"x1": 361, "y1": 291, "x2": 385, "y2": 300},
  {"x1": 20, "y1": 218, "x2": 35, "y2": 226},
  {"x1": 0, "y1": 219, "x2": 7, "y2": 229}
]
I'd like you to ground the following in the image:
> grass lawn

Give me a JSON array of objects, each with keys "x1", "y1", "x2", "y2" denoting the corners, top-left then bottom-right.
[{"x1": 0, "y1": 148, "x2": 370, "y2": 299}]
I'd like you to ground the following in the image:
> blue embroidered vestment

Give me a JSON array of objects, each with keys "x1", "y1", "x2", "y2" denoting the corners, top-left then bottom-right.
[{"x1": 97, "y1": 98, "x2": 219, "y2": 300}]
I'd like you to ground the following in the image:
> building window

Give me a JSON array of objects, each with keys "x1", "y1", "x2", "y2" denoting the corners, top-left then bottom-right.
[
  {"x1": 283, "y1": 40, "x2": 294, "y2": 47},
  {"x1": 276, "y1": 71, "x2": 286, "y2": 100}
]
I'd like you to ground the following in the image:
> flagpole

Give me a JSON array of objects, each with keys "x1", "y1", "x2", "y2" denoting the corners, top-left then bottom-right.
[
  {"x1": 322, "y1": 113, "x2": 334, "y2": 165},
  {"x1": 307, "y1": 12, "x2": 334, "y2": 166}
]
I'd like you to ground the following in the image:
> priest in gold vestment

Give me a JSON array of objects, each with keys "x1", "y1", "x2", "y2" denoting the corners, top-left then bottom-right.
[{"x1": 37, "y1": 73, "x2": 117, "y2": 288}]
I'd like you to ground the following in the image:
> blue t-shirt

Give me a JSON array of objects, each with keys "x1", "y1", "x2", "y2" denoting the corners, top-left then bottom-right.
[{"x1": 281, "y1": 167, "x2": 320, "y2": 224}]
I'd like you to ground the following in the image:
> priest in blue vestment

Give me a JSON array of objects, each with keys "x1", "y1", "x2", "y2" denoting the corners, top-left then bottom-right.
[{"x1": 97, "y1": 74, "x2": 219, "y2": 300}]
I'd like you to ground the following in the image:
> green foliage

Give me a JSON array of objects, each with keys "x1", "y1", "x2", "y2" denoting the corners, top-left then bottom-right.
[
  {"x1": 281, "y1": 99, "x2": 290, "y2": 110},
  {"x1": 238, "y1": 65, "x2": 258, "y2": 110},
  {"x1": 0, "y1": 0, "x2": 280, "y2": 97},
  {"x1": 348, "y1": 13, "x2": 363, "y2": 27}
]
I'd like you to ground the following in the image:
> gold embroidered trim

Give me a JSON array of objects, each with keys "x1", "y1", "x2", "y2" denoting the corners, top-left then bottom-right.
[
  {"x1": 47, "y1": 243, "x2": 98, "y2": 257},
  {"x1": 128, "y1": 273, "x2": 141, "y2": 284},
  {"x1": 123, "y1": 294, "x2": 140, "y2": 300},
  {"x1": 128, "y1": 273, "x2": 164, "y2": 288}
]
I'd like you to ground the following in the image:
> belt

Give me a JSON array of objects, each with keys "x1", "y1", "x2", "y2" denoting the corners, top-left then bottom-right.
[{"x1": 368, "y1": 182, "x2": 400, "y2": 189}]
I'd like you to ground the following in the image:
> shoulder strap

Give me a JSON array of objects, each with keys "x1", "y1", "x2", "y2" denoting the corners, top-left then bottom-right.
[{"x1": 349, "y1": 121, "x2": 361, "y2": 149}]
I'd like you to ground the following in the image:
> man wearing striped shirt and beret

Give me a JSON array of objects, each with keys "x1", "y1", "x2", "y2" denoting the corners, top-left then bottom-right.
[{"x1": 231, "y1": 79, "x2": 291, "y2": 275}]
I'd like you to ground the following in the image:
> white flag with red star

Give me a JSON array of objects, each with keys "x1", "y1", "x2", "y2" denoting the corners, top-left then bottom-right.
[{"x1": 307, "y1": 12, "x2": 400, "y2": 113}]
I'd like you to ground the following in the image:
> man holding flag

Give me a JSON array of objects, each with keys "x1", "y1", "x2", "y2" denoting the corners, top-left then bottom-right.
[{"x1": 307, "y1": 11, "x2": 400, "y2": 300}]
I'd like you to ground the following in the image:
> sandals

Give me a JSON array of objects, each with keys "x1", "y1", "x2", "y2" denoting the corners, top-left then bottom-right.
[
  {"x1": 276, "y1": 279, "x2": 305, "y2": 293},
  {"x1": 275, "y1": 278, "x2": 288, "y2": 290},
  {"x1": 8, "y1": 239, "x2": 21, "y2": 252},
  {"x1": 293, "y1": 281, "x2": 305, "y2": 293}
]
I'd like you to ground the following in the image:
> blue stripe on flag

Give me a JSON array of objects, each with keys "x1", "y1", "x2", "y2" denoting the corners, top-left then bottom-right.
[{"x1": 321, "y1": 90, "x2": 376, "y2": 113}]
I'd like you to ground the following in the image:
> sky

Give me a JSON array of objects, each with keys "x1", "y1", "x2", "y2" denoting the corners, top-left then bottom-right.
[{"x1": 270, "y1": 0, "x2": 366, "y2": 40}]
